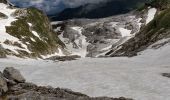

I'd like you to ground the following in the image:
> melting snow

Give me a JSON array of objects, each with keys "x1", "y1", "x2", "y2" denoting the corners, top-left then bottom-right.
[
  {"x1": 146, "y1": 8, "x2": 157, "y2": 24},
  {"x1": 119, "y1": 28, "x2": 132, "y2": 37},
  {"x1": 32, "y1": 31, "x2": 40, "y2": 38},
  {"x1": 1, "y1": 42, "x2": 170, "y2": 100},
  {"x1": 28, "y1": 22, "x2": 32, "y2": 27},
  {"x1": 0, "y1": 3, "x2": 31, "y2": 54}
]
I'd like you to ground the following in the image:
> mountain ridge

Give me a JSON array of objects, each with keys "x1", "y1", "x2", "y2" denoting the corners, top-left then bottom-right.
[
  {"x1": 50, "y1": 0, "x2": 147, "y2": 21},
  {"x1": 0, "y1": 0, "x2": 64, "y2": 58}
]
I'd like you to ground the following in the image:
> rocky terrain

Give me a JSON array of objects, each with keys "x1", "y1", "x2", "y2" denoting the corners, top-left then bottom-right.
[
  {"x1": 0, "y1": 67, "x2": 132, "y2": 100},
  {"x1": 51, "y1": 9, "x2": 146, "y2": 57},
  {"x1": 51, "y1": 0, "x2": 170, "y2": 58},
  {"x1": 0, "y1": 0, "x2": 170, "y2": 99},
  {"x1": 106, "y1": 0, "x2": 170, "y2": 57},
  {"x1": 0, "y1": 0, "x2": 64, "y2": 59}
]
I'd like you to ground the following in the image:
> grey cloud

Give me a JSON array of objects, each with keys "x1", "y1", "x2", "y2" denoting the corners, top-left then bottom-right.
[{"x1": 9, "y1": 0, "x2": 111, "y2": 14}]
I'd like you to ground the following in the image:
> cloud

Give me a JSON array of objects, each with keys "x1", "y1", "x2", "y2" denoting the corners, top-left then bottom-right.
[{"x1": 9, "y1": 0, "x2": 110, "y2": 14}]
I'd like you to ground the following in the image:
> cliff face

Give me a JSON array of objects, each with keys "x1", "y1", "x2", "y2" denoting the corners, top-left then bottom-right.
[{"x1": 0, "y1": 2, "x2": 64, "y2": 58}]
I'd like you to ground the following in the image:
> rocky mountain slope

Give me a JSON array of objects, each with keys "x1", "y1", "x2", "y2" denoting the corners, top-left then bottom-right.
[
  {"x1": 51, "y1": 8, "x2": 147, "y2": 57},
  {"x1": 0, "y1": 0, "x2": 64, "y2": 58},
  {"x1": 107, "y1": 0, "x2": 170, "y2": 57},
  {"x1": 51, "y1": 0, "x2": 170, "y2": 58}
]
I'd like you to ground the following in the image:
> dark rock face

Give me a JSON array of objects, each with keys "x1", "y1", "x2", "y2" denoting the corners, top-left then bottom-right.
[
  {"x1": 0, "y1": 0, "x2": 8, "y2": 4},
  {"x1": 0, "y1": 45, "x2": 6, "y2": 58},
  {"x1": 0, "y1": 72, "x2": 8, "y2": 96},
  {"x1": 3, "y1": 67, "x2": 26, "y2": 83},
  {"x1": 0, "y1": 67, "x2": 133, "y2": 100},
  {"x1": 0, "y1": 12, "x2": 8, "y2": 19},
  {"x1": 162, "y1": 73, "x2": 170, "y2": 78},
  {"x1": 46, "y1": 55, "x2": 81, "y2": 61}
]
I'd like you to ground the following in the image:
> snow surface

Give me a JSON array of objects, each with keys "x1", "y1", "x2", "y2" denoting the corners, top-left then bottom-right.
[
  {"x1": 146, "y1": 8, "x2": 157, "y2": 24},
  {"x1": 1, "y1": 40, "x2": 170, "y2": 100},
  {"x1": 0, "y1": 3, "x2": 31, "y2": 54},
  {"x1": 32, "y1": 31, "x2": 40, "y2": 38},
  {"x1": 119, "y1": 28, "x2": 132, "y2": 37}
]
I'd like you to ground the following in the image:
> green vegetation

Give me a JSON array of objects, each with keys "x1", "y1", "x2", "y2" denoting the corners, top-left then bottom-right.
[
  {"x1": 110, "y1": 2, "x2": 170, "y2": 57},
  {"x1": 5, "y1": 8, "x2": 64, "y2": 58}
]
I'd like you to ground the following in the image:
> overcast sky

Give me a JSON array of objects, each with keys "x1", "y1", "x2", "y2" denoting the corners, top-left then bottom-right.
[{"x1": 9, "y1": 0, "x2": 110, "y2": 14}]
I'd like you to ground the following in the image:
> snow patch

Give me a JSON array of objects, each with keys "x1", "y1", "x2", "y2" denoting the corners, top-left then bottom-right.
[
  {"x1": 30, "y1": 38, "x2": 36, "y2": 42},
  {"x1": 119, "y1": 28, "x2": 132, "y2": 37},
  {"x1": 28, "y1": 22, "x2": 32, "y2": 27},
  {"x1": 146, "y1": 8, "x2": 157, "y2": 24},
  {"x1": 32, "y1": 31, "x2": 40, "y2": 38}
]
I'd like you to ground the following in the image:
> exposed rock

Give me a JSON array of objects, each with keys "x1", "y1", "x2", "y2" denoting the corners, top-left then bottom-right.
[
  {"x1": 0, "y1": 72, "x2": 8, "y2": 96},
  {"x1": 162, "y1": 73, "x2": 170, "y2": 78},
  {"x1": 0, "y1": 12, "x2": 8, "y2": 19},
  {"x1": 4, "y1": 82, "x2": 133, "y2": 100},
  {"x1": 0, "y1": 0, "x2": 8, "y2": 4},
  {"x1": 3, "y1": 67, "x2": 26, "y2": 83},
  {"x1": 107, "y1": 6, "x2": 170, "y2": 57},
  {"x1": 52, "y1": 12, "x2": 143, "y2": 57},
  {"x1": 0, "y1": 67, "x2": 133, "y2": 100},
  {"x1": 0, "y1": 2, "x2": 64, "y2": 58},
  {"x1": 46, "y1": 55, "x2": 81, "y2": 61},
  {"x1": 0, "y1": 45, "x2": 6, "y2": 58}
]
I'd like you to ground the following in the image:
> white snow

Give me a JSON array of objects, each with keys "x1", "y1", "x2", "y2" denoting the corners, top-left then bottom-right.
[
  {"x1": 100, "y1": 45, "x2": 112, "y2": 51},
  {"x1": 0, "y1": 3, "x2": 18, "y2": 42},
  {"x1": 1, "y1": 41, "x2": 170, "y2": 100},
  {"x1": 110, "y1": 22, "x2": 118, "y2": 27},
  {"x1": 146, "y1": 8, "x2": 157, "y2": 24},
  {"x1": 119, "y1": 28, "x2": 132, "y2": 37},
  {"x1": 0, "y1": 3, "x2": 31, "y2": 54},
  {"x1": 28, "y1": 22, "x2": 32, "y2": 27},
  {"x1": 32, "y1": 31, "x2": 40, "y2": 38},
  {"x1": 30, "y1": 38, "x2": 36, "y2": 42},
  {"x1": 59, "y1": 26, "x2": 89, "y2": 57}
]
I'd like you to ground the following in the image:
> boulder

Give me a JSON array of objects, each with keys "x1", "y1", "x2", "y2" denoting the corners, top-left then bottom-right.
[
  {"x1": 0, "y1": 72, "x2": 8, "y2": 96},
  {"x1": 3, "y1": 67, "x2": 26, "y2": 83}
]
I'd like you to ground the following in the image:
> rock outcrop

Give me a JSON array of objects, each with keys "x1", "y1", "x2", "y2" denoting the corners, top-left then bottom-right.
[
  {"x1": 107, "y1": 0, "x2": 170, "y2": 57},
  {"x1": 3, "y1": 67, "x2": 25, "y2": 83},
  {"x1": 0, "y1": 67, "x2": 133, "y2": 100},
  {"x1": 52, "y1": 11, "x2": 145, "y2": 57},
  {"x1": 0, "y1": 1, "x2": 64, "y2": 58},
  {"x1": 0, "y1": 0, "x2": 7, "y2": 4}
]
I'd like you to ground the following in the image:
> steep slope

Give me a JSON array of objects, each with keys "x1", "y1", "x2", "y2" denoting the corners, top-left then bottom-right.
[
  {"x1": 51, "y1": 12, "x2": 144, "y2": 57},
  {"x1": 0, "y1": 1, "x2": 64, "y2": 58},
  {"x1": 106, "y1": 0, "x2": 170, "y2": 57}
]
